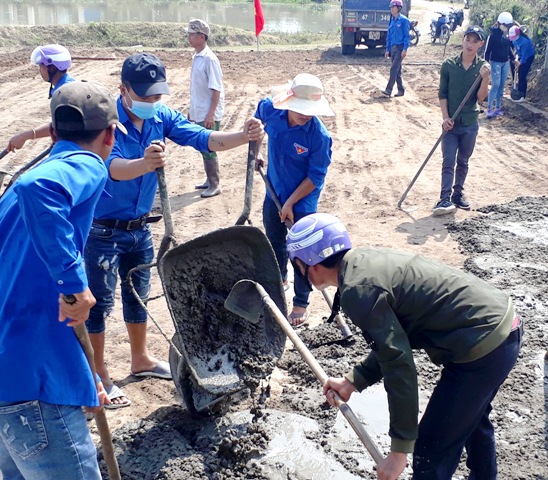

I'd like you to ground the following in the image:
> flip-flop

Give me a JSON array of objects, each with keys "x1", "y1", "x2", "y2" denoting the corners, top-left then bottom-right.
[
  {"x1": 288, "y1": 310, "x2": 309, "y2": 327},
  {"x1": 104, "y1": 384, "x2": 131, "y2": 410},
  {"x1": 132, "y1": 360, "x2": 172, "y2": 380}
]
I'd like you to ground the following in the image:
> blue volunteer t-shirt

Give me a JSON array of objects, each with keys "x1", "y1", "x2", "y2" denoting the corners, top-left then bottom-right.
[
  {"x1": 94, "y1": 98, "x2": 212, "y2": 220},
  {"x1": 254, "y1": 97, "x2": 332, "y2": 213},
  {"x1": 0, "y1": 141, "x2": 108, "y2": 406}
]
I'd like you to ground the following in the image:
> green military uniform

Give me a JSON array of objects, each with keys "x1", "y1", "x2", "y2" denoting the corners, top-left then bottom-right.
[{"x1": 339, "y1": 248, "x2": 515, "y2": 452}]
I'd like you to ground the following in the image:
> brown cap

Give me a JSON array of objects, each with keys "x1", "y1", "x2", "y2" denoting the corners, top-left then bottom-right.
[
  {"x1": 186, "y1": 19, "x2": 210, "y2": 36},
  {"x1": 51, "y1": 81, "x2": 127, "y2": 134}
]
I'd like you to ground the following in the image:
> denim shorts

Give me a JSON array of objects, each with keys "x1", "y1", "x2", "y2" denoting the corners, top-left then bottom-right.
[
  {"x1": 0, "y1": 401, "x2": 101, "y2": 480},
  {"x1": 85, "y1": 222, "x2": 154, "y2": 333}
]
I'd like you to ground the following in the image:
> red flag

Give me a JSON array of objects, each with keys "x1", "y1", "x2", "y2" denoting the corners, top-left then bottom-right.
[{"x1": 254, "y1": 0, "x2": 265, "y2": 37}]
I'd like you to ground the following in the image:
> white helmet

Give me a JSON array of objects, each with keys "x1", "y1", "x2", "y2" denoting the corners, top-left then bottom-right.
[
  {"x1": 30, "y1": 44, "x2": 72, "y2": 71},
  {"x1": 497, "y1": 12, "x2": 513, "y2": 25}
]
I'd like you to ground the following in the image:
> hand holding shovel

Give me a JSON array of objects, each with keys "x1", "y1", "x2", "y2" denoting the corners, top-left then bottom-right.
[{"x1": 225, "y1": 279, "x2": 383, "y2": 465}]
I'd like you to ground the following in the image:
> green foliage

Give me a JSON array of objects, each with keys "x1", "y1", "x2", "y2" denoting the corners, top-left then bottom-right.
[{"x1": 469, "y1": 0, "x2": 546, "y2": 62}]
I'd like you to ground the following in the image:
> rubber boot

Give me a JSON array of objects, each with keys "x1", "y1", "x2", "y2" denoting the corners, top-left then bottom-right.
[
  {"x1": 194, "y1": 179, "x2": 209, "y2": 189},
  {"x1": 201, "y1": 158, "x2": 221, "y2": 198}
]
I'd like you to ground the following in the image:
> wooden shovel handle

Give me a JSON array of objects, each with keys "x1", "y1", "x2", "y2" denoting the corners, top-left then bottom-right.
[
  {"x1": 64, "y1": 296, "x2": 121, "y2": 480},
  {"x1": 258, "y1": 285, "x2": 384, "y2": 465}
]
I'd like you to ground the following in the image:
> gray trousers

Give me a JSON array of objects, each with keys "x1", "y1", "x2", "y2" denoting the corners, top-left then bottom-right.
[
  {"x1": 386, "y1": 44, "x2": 404, "y2": 93},
  {"x1": 440, "y1": 122, "x2": 479, "y2": 200}
]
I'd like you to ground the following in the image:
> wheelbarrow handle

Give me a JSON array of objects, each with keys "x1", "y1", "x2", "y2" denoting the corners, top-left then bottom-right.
[{"x1": 256, "y1": 284, "x2": 384, "y2": 465}]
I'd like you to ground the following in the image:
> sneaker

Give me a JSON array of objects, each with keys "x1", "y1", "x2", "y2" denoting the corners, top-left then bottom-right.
[
  {"x1": 451, "y1": 194, "x2": 471, "y2": 210},
  {"x1": 394, "y1": 90, "x2": 405, "y2": 97},
  {"x1": 432, "y1": 199, "x2": 456, "y2": 216},
  {"x1": 513, "y1": 97, "x2": 525, "y2": 103},
  {"x1": 486, "y1": 109, "x2": 494, "y2": 119},
  {"x1": 381, "y1": 89, "x2": 391, "y2": 97},
  {"x1": 494, "y1": 108, "x2": 504, "y2": 117}
]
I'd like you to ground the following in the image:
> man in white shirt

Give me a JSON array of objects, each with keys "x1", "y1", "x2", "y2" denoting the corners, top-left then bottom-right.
[{"x1": 187, "y1": 19, "x2": 225, "y2": 198}]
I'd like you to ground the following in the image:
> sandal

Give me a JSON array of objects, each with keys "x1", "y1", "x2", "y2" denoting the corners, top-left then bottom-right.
[
  {"x1": 104, "y1": 384, "x2": 131, "y2": 409},
  {"x1": 288, "y1": 309, "x2": 309, "y2": 327}
]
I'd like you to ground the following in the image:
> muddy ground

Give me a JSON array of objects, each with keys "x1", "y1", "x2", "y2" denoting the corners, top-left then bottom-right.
[{"x1": 1, "y1": 8, "x2": 547, "y2": 478}]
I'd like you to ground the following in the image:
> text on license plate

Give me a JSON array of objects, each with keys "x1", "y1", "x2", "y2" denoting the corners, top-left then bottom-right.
[{"x1": 368, "y1": 31, "x2": 380, "y2": 40}]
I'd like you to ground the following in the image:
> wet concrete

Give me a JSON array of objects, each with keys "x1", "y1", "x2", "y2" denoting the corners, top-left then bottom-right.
[{"x1": 105, "y1": 197, "x2": 548, "y2": 479}]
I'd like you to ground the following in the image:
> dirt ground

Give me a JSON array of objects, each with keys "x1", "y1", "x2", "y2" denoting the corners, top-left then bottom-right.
[{"x1": 1, "y1": 22, "x2": 548, "y2": 480}]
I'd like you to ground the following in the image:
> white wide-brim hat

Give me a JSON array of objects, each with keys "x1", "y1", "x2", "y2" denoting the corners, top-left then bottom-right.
[{"x1": 271, "y1": 73, "x2": 334, "y2": 117}]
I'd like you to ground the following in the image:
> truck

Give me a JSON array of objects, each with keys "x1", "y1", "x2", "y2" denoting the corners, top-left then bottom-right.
[{"x1": 341, "y1": 0, "x2": 411, "y2": 55}]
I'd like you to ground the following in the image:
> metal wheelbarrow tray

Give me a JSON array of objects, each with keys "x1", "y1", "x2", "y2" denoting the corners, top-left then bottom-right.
[{"x1": 160, "y1": 225, "x2": 287, "y2": 414}]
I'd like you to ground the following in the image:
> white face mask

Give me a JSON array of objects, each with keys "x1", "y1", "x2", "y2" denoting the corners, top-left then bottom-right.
[{"x1": 123, "y1": 89, "x2": 161, "y2": 119}]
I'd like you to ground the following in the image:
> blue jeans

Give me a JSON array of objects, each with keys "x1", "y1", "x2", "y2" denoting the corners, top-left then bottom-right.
[
  {"x1": 413, "y1": 323, "x2": 522, "y2": 479},
  {"x1": 386, "y1": 44, "x2": 405, "y2": 93},
  {"x1": 0, "y1": 401, "x2": 101, "y2": 480},
  {"x1": 517, "y1": 56, "x2": 533, "y2": 97},
  {"x1": 440, "y1": 122, "x2": 479, "y2": 200},
  {"x1": 85, "y1": 222, "x2": 154, "y2": 333},
  {"x1": 487, "y1": 60, "x2": 510, "y2": 110},
  {"x1": 262, "y1": 196, "x2": 312, "y2": 308}
]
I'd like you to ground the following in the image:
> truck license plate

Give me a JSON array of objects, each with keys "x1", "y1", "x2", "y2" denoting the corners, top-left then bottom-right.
[{"x1": 368, "y1": 31, "x2": 380, "y2": 40}]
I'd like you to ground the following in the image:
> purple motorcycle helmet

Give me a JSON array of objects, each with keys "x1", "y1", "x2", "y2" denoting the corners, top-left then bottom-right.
[
  {"x1": 287, "y1": 213, "x2": 352, "y2": 266},
  {"x1": 30, "y1": 44, "x2": 72, "y2": 71}
]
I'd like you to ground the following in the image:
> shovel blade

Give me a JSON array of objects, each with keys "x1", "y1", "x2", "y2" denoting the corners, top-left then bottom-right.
[{"x1": 224, "y1": 279, "x2": 264, "y2": 324}]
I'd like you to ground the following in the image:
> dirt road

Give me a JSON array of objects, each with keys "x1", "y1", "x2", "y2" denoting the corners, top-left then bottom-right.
[{"x1": 1, "y1": 31, "x2": 547, "y2": 479}]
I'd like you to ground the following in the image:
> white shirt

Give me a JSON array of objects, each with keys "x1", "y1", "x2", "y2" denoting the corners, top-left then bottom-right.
[{"x1": 189, "y1": 46, "x2": 225, "y2": 122}]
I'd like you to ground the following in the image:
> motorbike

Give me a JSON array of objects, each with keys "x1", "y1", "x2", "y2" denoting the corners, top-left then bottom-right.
[
  {"x1": 448, "y1": 7, "x2": 465, "y2": 32},
  {"x1": 409, "y1": 20, "x2": 420, "y2": 46},
  {"x1": 430, "y1": 11, "x2": 451, "y2": 45}
]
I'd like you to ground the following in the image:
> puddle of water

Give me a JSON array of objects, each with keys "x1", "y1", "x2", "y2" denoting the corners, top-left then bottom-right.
[{"x1": 228, "y1": 409, "x2": 364, "y2": 479}]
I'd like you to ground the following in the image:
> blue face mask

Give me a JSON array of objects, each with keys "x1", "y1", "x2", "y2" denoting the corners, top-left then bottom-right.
[{"x1": 124, "y1": 91, "x2": 161, "y2": 119}]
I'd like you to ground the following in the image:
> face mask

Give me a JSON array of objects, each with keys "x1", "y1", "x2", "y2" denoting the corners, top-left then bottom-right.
[{"x1": 123, "y1": 90, "x2": 161, "y2": 119}]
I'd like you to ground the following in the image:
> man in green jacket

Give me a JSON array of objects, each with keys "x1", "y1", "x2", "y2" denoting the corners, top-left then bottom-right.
[{"x1": 287, "y1": 213, "x2": 522, "y2": 480}]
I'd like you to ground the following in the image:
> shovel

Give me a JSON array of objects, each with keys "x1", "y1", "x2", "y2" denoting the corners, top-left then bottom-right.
[
  {"x1": 397, "y1": 74, "x2": 483, "y2": 211},
  {"x1": 225, "y1": 279, "x2": 384, "y2": 465},
  {"x1": 257, "y1": 165, "x2": 353, "y2": 340},
  {"x1": 63, "y1": 295, "x2": 121, "y2": 480},
  {"x1": 510, "y1": 70, "x2": 524, "y2": 101},
  {"x1": 235, "y1": 141, "x2": 258, "y2": 225}
]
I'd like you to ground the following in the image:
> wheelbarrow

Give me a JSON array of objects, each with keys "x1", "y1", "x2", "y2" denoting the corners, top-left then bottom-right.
[{"x1": 128, "y1": 141, "x2": 287, "y2": 415}]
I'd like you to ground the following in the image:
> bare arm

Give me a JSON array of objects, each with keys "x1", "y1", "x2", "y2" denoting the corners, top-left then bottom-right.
[
  {"x1": 440, "y1": 98, "x2": 453, "y2": 131},
  {"x1": 8, "y1": 123, "x2": 51, "y2": 151},
  {"x1": 280, "y1": 177, "x2": 315, "y2": 223},
  {"x1": 207, "y1": 117, "x2": 263, "y2": 152},
  {"x1": 109, "y1": 142, "x2": 166, "y2": 180},
  {"x1": 477, "y1": 63, "x2": 491, "y2": 103},
  {"x1": 204, "y1": 89, "x2": 221, "y2": 129}
]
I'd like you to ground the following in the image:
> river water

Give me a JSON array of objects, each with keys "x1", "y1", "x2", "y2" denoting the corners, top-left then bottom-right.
[{"x1": 0, "y1": 0, "x2": 341, "y2": 34}]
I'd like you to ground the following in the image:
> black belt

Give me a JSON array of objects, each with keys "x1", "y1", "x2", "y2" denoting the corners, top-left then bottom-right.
[{"x1": 93, "y1": 215, "x2": 163, "y2": 231}]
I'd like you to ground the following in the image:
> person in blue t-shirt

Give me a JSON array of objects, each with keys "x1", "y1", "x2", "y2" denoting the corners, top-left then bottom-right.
[
  {"x1": 85, "y1": 52, "x2": 263, "y2": 408},
  {"x1": 382, "y1": 0, "x2": 410, "y2": 98},
  {"x1": 254, "y1": 73, "x2": 333, "y2": 327},
  {"x1": 6, "y1": 44, "x2": 76, "y2": 152},
  {"x1": 0, "y1": 81, "x2": 125, "y2": 480},
  {"x1": 509, "y1": 25, "x2": 535, "y2": 103}
]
